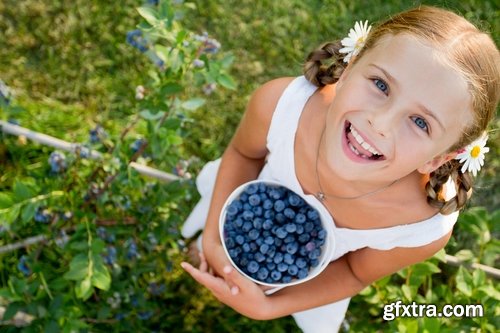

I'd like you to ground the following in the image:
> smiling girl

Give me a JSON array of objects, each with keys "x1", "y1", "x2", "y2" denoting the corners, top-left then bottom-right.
[{"x1": 180, "y1": 6, "x2": 499, "y2": 332}]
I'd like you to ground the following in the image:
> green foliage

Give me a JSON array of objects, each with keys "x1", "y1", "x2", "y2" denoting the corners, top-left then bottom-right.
[{"x1": 0, "y1": 0, "x2": 498, "y2": 332}]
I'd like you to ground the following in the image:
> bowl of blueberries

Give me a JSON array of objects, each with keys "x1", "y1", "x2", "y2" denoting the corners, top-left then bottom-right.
[{"x1": 219, "y1": 180, "x2": 335, "y2": 288}]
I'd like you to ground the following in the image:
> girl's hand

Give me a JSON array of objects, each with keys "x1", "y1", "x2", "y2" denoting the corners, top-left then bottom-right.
[{"x1": 181, "y1": 252, "x2": 273, "y2": 320}]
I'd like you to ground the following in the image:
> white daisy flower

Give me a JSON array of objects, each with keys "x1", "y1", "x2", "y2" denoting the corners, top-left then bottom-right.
[
  {"x1": 455, "y1": 134, "x2": 489, "y2": 176},
  {"x1": 339, "y1": 20, "x2": 372, "y2": 63}
]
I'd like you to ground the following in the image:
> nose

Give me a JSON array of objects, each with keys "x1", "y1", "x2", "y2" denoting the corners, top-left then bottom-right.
[{"x1": 367, "y1": 106, "x2": 398, "y2": 137}]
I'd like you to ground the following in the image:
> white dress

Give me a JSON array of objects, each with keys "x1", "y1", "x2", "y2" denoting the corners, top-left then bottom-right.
[{"x1": 181, "y1": 76, "x2": 459, "y2": 333}]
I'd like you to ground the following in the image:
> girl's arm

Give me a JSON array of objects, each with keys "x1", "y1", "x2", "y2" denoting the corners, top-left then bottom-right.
[{"x1": 201, "y1": 77, "x2": 295, "y2": 276}]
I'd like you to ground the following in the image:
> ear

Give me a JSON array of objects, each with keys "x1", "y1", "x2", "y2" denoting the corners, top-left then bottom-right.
[{"x1": 418, "y1": 152, "x2": 457, "y2": 174}]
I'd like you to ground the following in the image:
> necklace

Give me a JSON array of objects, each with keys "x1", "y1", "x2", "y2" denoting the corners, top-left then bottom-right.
[{"x1": 314, "y1": 125, "x2": 398, "y2": 202}]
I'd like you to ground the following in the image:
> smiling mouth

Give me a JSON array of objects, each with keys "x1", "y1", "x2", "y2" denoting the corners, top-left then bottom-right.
[{"x1": 345, "y1": 122, "x2": 385, "y2": 160}]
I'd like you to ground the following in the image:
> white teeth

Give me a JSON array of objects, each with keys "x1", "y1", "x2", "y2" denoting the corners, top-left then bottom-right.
[{"x1": 350, "y1": 125, "x2": 381, "y2": 156}]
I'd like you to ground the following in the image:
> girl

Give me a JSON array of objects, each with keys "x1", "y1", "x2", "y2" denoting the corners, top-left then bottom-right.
[{"x1": 180, "y1": 6, "x2": 499, "y2": 332}]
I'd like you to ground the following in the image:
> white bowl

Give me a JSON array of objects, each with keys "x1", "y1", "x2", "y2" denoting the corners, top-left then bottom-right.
[{"x1": 219, "y1": 179, "x2": 335, "y2": 289}]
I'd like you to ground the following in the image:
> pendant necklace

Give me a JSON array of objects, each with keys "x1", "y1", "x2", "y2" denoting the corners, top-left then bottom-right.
[{"x1": 314, "y1": 125, "x2": 398, "y2": 202}]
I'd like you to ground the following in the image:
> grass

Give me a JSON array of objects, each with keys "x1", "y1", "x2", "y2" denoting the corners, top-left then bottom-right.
[{"x1": 0, "y1": 0, "x2": 498, "y2": 332}]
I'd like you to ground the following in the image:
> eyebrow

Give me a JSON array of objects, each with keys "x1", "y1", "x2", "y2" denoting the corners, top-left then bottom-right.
[{"x1": 369, "y1": 64, "x2": 446, "y2": 131}]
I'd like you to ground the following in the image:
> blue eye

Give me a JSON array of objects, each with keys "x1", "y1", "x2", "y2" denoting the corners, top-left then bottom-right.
[
  {"x1": 412, "y1": 116, "x2": 429, "y2": 133},
  {"x1": 373, "y1": 79, "x2": 388, "y2": 94}
]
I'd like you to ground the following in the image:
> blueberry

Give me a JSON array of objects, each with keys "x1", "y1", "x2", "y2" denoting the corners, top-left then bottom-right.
[
  {"x1": 264, "y1": 210, "x2": 275, "y2": 219},
  {"x1": 225, "y1": 237, "x2": 235, "y2": 249},
  {"x1": 234, "y1": 218, "x2": 244, "y2": 228},
  {"x1": 275, "y1": 213, "x2": 286, "y2": 223},
  {"x1": 263, "y1": 199, "x2": 273, "y2": 210},
  {"x1": 283, "y1": 208, "x2": 295, "y2": 219},
  {"x1": 254, "y1": 252, "x2": 266, "y2": 263},
  {"x1": 307, "y1": 209, "x2": 320, "y2": 220},
  {"x1": 268, "y1": 189, "x2": 281, "y2": 200},
  {"x1": 226, "y1": 202, "x2": 239, "y2": 217},
  {"x1": 298, "y1": 233, "x2": 310, "y2": 243},
  {"x1": 273, "y1": 252, "x2": 284, "y2": 264},
  {"x1": 262, "y1": 219, "x2": 273, "y2": 230},
  {"x1": 264, "y1": 236, "x2": 275, "y2": 245},
  {"x1": 259, "y1": 243, "x2": 269, "y2": 254},
  {"x1": 305, "y1": 241, "x2": 316, "y2": 252},
  {"x1": 266, "y1": 262, "x2": 276, "y2": 271},
  {"x1": 283, "y1": 253, "x2": 295, "y2": 265},
  {"x1": 283, "y1": 235, "x2": 295, "y2": 244},
  {"x1": 275, "y1": 227, "x2": 287, "y2": 239},
  {"x1": 253, "y1": 206, "x2": 263, "y2": 216},
  {"x1": 304, "y1": 222, "x2": 314, "y2": 232},
  {"x1": 247, "y1": 261, "x2": 259, "y2": 274},
  {"x1": 288, "y1": 194, "x2": 302, "y2": 206},
  {"x1": 318, "y1": 229, "x2": 327, "y2": 240},
  {"x1": 287, "y1": 264, "x2": 298, "y2": 276},
  {"x1": 282, "y1": 275, "x2": 292, "y2": 283},
  {"x1": 235, "y1": 235, "x2": 245, "y2": 245},
  {"x1": 285, "y1": 223, "x2": 297, "y2": 233},
  {"x1": 257, "y1": 267, "x2": 269, "y2": 280},
  {"x1": 271, "y1": 270, "x2": 282, "y2": 281},
  {"x1": 296, "y1": 257, "x2": 307, "y2": 268},
  {"x1": 295, "y1": 213, "x2": 306, "y2": 224},
  {"x1": 245, "y1": 184, "x2": 259, "y2": 195},
  {"x1": 249, "y1": 194, "x2": 261, "y2": 206},
  {"x1": 274, "y1": 200, "x2": 285, "y2": 212},
  {"x1": 242, "y1": 210, "x2": 254, "y2": 221},
  {"x1": 242, "y1": 221, "x2": 253, "y2": 232},
  {"x1": 253, "y1": 218, "x2": 263, "y2": 229},
  {"x1": 286, "y1": 242, "x2": 299, "y2": 255},
  {"x1": 298, "y1": 268, "x2": 308, "y2": 279},
  {"x1": 277, "y1": 263, "x2": 288, "y2": 272},
  {"x1": 242, "y1": 243, "x2": 251, "y2": 252},
  {"x1": 248, "y1": 229, "x2": 260, "y2": 240}
]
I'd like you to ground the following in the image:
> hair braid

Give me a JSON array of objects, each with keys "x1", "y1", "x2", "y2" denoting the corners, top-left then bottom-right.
[
  {"x1": 303, "y1": 41, "x2": 347, "y2": 87},
  {"x1": 425, "y1": 159, "x2": 474, "y2": 215}
]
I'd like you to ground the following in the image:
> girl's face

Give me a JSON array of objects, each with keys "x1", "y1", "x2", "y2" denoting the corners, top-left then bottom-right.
[{"x1": 325, "y1": 34, "x2": 473, "y2": 184}]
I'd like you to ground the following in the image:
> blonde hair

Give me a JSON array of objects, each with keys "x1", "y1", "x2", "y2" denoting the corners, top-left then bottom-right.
[{"x1": 304, "y1": 6, "x2": 500, "y2": 214}]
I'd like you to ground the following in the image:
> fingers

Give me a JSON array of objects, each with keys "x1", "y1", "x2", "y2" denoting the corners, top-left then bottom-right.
[
  {"x1": 199, "y1": 252, "x2": 208, "y2": 273},
  {"x1": 180, "y1": 261, "x2": 229, "y2": 295},
  {"x1": 223, "y1": 265, "x2": 240, "y2": 295}
]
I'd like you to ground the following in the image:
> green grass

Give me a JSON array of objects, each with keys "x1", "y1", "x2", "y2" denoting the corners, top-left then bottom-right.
[{"x1": 0, "y1": 1, "x2": 498, "y2": 332}]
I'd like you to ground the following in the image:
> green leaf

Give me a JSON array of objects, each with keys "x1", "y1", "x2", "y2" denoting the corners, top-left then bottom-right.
[
  {"x1": 454, "y1": 249, "x2": 474, "y2": 262},
  {"x1": 220, "y1": 54, "x2": 235, "y2": 69},
  {"x1": 21, "y1": 202, "x2": 37, "y2": 224},
  {"x1": 455, "y1": 266, "x2": 472, "y2": 297},
  {"x1": 217, "y1": 73, "x2": 237, "y2": 90},
  {"x1": 5, "y1": 205, "x2": 20, "y2": 225},
  {"x1": 2, "y1": 301, "x2": 22, "y2": 321},
  {"x1": 137, "y1": 7, "x2": 159, "y2": 26},
  {"x1": 13, "y1": 181, "x2": 34, "y2": 202},
  {"x1": 181, "y1": 98, "x2": 205, "y2": 111},
  {"x1": 477, "y1": 285, "x2": 500, "y2": 301},
  {"x1": 140, "y1": 110, "x2": 165, "y2": 121},
  {"x1": 432, "y1": 248, "x2": 446, "y2": 262},
  {"x1": 422, "y1": 317, "x2": 441, "y2": 333},
  {"x1": 91, "y1": 260, "x2": 111, "y2": 291},
  {"x1": 91, "y1": 239, "x2": 106, "y2": 254},
  {"x1": 0, "y1": 193, "x2": 13, "y2": 208},
  {"x1": 160, "y1": 82, "x2": 183, "y2": 95},
  {"x1": 402, "y1": 284, "x2": 414, "y2": 301},
  {"x1": 63, "y1": 254, "x2": 89, "y2": 281},
  {"x1": 75, "y1": 277, "x2": 93, "y2": 300},
  {"x1": 397, "y1": 319, "x2": 418, "y2": 333}
]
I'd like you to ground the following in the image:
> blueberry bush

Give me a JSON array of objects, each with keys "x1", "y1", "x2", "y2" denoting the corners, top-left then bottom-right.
[{"x1": 0, "y1": 0, "x2": 498, "y2": 332}]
